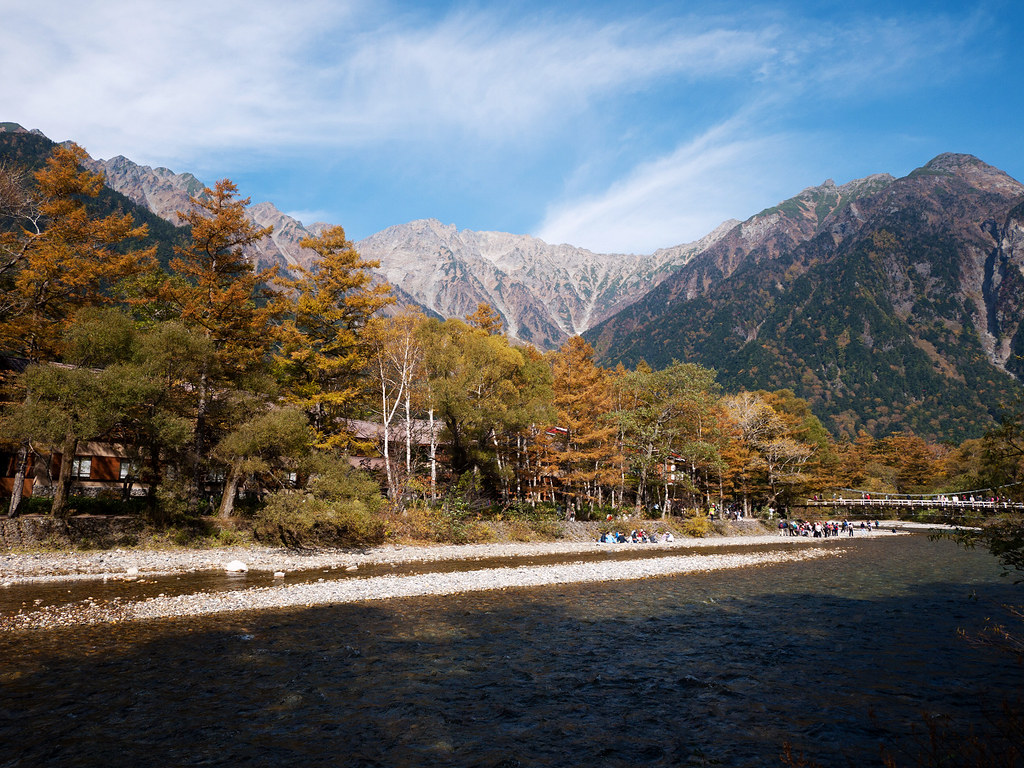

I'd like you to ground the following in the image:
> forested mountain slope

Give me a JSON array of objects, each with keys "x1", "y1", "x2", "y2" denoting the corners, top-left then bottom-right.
[
  {"x1": 586, "y1": 154, "x2": 1024, "y2": 441},
  {"x1": 0, "y1": 126, "x2": 188, "y2": 270}
]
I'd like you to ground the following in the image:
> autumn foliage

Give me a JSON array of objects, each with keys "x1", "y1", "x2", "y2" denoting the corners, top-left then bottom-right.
[{"x1": 2, "y1": 145, "x2": 1022, "y2": 527}]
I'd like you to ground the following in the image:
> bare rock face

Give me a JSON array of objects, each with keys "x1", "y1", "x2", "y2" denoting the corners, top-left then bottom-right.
[
  {"x1": 85, "y1": 154, "x2": 320, "y2": 274},
  {"x1": 355, "y1": 219, "x2": 733, "y2": 349},
  {"x1": 247, "y1": 201, "x2": 320, "y2": 270},
  {"x1": 87, "y1": 147, "x2": 739, "y2": 350},
  {"x1": 84, "y1": 155, "x2": 203, "y2": 223}
]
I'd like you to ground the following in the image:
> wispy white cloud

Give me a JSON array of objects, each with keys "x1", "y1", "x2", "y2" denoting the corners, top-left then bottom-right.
[
  {"x1": 327, "y1": 15, "x2": 777, "y2": 141},
  {"x1": 1, "y1": 1, "x2": 778, "y2": 160},
  {"x1": 3, "y1": 2, "x2": 972, "y2": 160},
  {"x1": 770, "y1": 9, "x2": 989, "y2": 99},
  {"x1": 535, "y1": 116, "x2": 796, "y2": 253},
  {"x1": 1, "y1": 0, "x2": 359, "y2": 162},
  {"x1": 0, "y1": 0, "x2": 1005, "y2": 253},
  {"x1": 283, "y1": 209, "x2": 334, "y2": 227},
  {"x1": 534, "y1": 7, "x2": 990, "y2": 253}
]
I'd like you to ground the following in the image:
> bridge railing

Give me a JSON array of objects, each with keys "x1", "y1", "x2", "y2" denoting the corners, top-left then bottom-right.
[{"x1": 804, "y1": 498, "x2": 1024, "y2": 512}]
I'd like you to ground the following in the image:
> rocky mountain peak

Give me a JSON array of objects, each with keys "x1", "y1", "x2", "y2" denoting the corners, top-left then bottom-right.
[
  {"x1": 923, "y1": 152, "x2": 987, "y2": 173},
  {"x1": 585, "y1": 155, "x2": 1024, "y2": 442},
  {"x1": 354, "y1": 218, "x2": 714, "y2": 348},
  {"x1": 85, "y1": 153, "x2": 321, "y2": 273},
  {"x1": 917, "y1": 153, "x2": 1024, "y2": 196}
]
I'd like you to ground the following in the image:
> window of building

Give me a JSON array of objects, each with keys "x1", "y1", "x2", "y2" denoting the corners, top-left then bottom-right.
[
  {"x1": 72, "y1": 457, "x2": 92, "y2": 479},
  {"x1": 119, "y1": 460, "x2": 134, "y2": 480}
]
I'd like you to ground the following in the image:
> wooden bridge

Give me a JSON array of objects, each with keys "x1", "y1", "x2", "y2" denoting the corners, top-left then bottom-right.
[{"x1": 800, "y1": 497, "x2": 1024, "y2": 515}]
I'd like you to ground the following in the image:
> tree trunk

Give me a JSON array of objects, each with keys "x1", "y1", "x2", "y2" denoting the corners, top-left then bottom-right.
[
  {"x1": 515, "y1": 434, "x2": 523, "y2": 503},
  {"x1": 7, "y1": 440, "x2": 29, "y2": 517},
  {"x1": 429, "y1": 408, "x2": 437, "y2": 502},
  {"x1": 120, "y1": 452, "x2": 138, "y2": 502},
  {"x1": 404, "y1": 392, "x2": 412, "y2": 476},
  {"x1": 145, "y1": 443, "x2": 162, "y2": 511},
  {"x1": 50, "y1": 435, "x2": 78, "y2": 519},
  {"x1": 218, "y1": 462, "x2": 243, "y2": 519},
  {"x1": 382, "y1": 420, "x2": 395, "y2": 499},
  {"x1": 192, "y1": 367, "x2": 209, "y2": 510},
  {"x1": 121, "y1": 476, "x2": 135, "y2": 502}
]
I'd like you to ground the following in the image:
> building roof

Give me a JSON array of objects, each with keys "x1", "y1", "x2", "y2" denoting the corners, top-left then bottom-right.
[{"x1": 345, "y1": 418, "x2": 444, "y2": 446}]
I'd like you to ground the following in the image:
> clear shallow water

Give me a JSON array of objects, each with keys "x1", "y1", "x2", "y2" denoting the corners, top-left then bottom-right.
[{"x1": 1, "y1": 535, "x2": 1021, "y2": 767}]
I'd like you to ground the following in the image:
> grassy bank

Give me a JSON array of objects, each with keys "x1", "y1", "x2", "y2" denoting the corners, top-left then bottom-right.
[{"x1": 0, "y1": 509, "x2": 773, "y2": 553}]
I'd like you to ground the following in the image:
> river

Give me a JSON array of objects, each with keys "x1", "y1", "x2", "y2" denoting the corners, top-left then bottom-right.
[{"x1": 1, "y1": 534, "x2": 1021, "y2": 767}]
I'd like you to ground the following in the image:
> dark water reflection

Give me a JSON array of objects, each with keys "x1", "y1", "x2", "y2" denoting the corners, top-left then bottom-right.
[{"x1": 1, "y1": 535, "x2": 1022, "y2": 767}]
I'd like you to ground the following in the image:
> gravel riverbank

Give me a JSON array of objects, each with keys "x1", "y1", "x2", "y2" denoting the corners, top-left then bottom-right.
[
  {"x1": 3, "y1": 545, "x2": 847, "y2": 630},
  {"x1": 0, "y1": 530, "x2": 906, "y2": 630},
  {"x1": 0, "y1": 530, "x2": 895, "y2": 583}
]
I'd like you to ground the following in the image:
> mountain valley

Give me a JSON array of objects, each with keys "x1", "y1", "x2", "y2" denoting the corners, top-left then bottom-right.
[{"x1": 3, "y1": 123, "x2": 1023, "y2": 440}]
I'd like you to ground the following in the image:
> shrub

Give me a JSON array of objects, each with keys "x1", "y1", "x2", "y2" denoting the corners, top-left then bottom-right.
[
  {"x1": 681, "y1": 514, "x2": 714, "y2": 538},
  {"x1": 462, "y1": 520, "x2": 500, "y2": 543},
  {"x1": 254, "y1": 493, "x2": 384, "y2": 548},
  {"x1": 252, "y1": 456, "x2": 385, "y2": 548},
  {"x1": 150, "y1": 476, "x2": 194, "y2": 527}
]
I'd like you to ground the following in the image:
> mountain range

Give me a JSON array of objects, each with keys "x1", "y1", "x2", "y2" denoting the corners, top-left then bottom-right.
[
  {"x1": 585, "y1": 153, "x2": 1024, "y2": 440},
  {"x1": 78, "y1": 147, "x2": 739, "y2": 350},
  {"x1": 3, "y1": 122, "x2": 1023, "y2": 441}
]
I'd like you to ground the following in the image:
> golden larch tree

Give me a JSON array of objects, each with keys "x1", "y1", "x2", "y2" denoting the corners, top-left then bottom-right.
[
  {"x1": 275, "y1": 225, "x2": 394, "y2": 449},
  {"x1": 543, "y1": 336, "x2": 619, "y2": 517},
  {"x1": 160, "y1": 179, "x2": 276, "y2": 500},
  {"x1": 0, "y1": 143, "x2": 155, "y2": 360}
]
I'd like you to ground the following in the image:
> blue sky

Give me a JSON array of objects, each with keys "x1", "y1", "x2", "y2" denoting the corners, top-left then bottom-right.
[{"x1": 3, "y1": 0, "x2": 1021, "y2": 254}]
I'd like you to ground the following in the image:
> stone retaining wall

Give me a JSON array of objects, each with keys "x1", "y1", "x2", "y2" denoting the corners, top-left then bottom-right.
[{"x1": 0, "y1": 515, "x2": 144, "y2": 549}]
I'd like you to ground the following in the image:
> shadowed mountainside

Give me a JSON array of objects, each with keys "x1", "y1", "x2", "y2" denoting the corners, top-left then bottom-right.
[{"x1": 586, "y1": 154, "x2": 1024, "y2": 440}]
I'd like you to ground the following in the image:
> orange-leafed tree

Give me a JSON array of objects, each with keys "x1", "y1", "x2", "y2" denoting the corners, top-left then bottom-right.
[
  {"x1": 877, "y1": 431, "x2": 945, "y2": 494},
  {"x1": 275, "y1": 225, "x2": 393, "y2": 449},
  {"x1": 0, "y1": 143, "x2": 155, "y2": 360},
  {"x1": 160, "y1": 179, "x2": 276, "y2": 504},
  {"x1": 0, "y1": 145, "x2": 154, "y2": 517},
  {"x1": 164, "y1": 179, "x2": 276, "y2": 375},
  {"x1": 466, "y1": 302, "x2": 504, "y2": 335},
  {"x1": 542, "y1": 336, "x2": 619, "y2": 517}
]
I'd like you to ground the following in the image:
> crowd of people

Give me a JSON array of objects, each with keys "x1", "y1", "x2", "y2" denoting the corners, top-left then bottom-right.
[
  {"x1": 595, "y1": 518, "x2": 893, "y2": 545},
  {"x1": 780, "y1": 519, "x2": 881, "y2": 537},
  {"x1": 598, "y1": 529, "x2": 675, "y2": 544}
]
